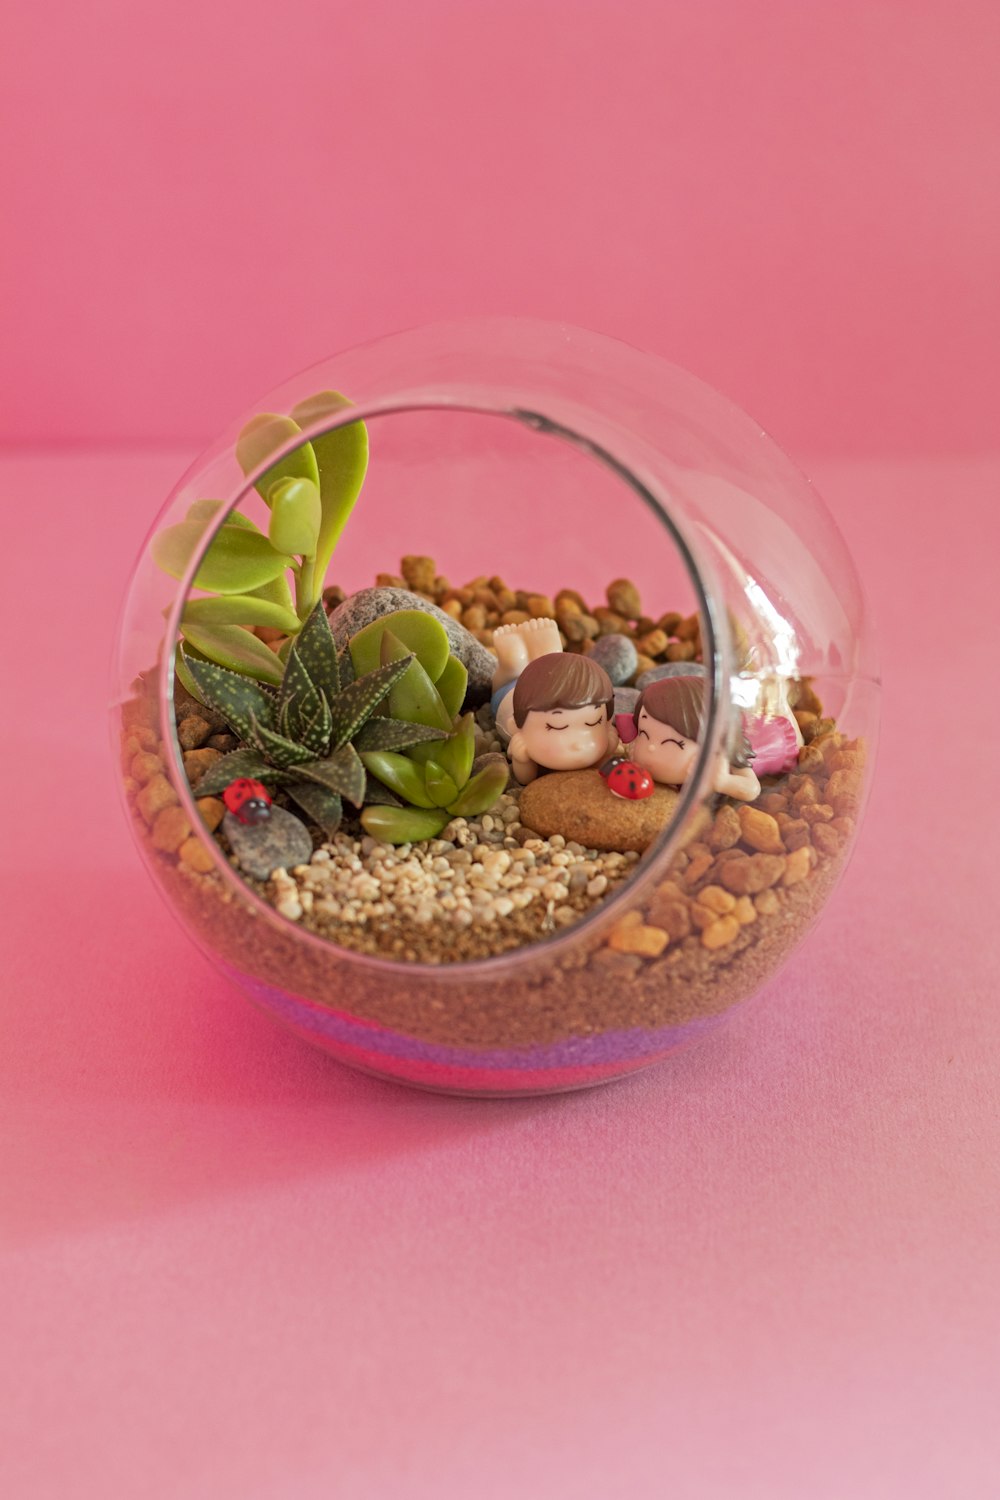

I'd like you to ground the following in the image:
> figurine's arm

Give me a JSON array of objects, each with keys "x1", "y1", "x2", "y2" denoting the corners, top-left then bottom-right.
[
  {"x1": 713, "y1": 756, "x2": 761, "y2": 802},
  {"x1": 508, "y1": 731, "x2": 539, "y2": 785}
]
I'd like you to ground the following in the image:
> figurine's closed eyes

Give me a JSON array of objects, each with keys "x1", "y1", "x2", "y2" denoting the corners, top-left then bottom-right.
[{"x1": 637, "y1": 726, "x2": 684, "y2": 748}]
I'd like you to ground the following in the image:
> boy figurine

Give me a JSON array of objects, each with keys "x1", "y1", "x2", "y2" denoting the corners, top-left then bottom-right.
[
  {"x1": 492, "y1": 619, "x2": 619, "y2": 785},
  {"x1": 628, "y1": 674, "x2": 760, "y2": 802}
]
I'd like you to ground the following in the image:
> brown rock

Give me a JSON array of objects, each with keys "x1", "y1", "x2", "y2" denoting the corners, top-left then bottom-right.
[
  {"x1": 400, "y1": 555, "x2": 437, "y2": 593},
  {"x1": 131, "y1": 750, "x2": 164, "y2": 785},
  {"x1": 518, "y1": 768, "x2": 682, "y2": 853},
  {"x1": 782, "y1": 846, "x2": 813, "y2": 886},
  {"x1": 718, "y1": 852, "x2": 787, "y2": 895},
  {"x1": 665, "y1": 640, "x2": 696, "y2": 662},
  {"x1": 699, "y1": 884, "x2": 736, "y2": 915},
  {"x1": 607, "y1": 921, "x2": 669, "y2": 958},
  {"x1": 606, "y1": 578, "x2": 642, "y2": 620},
  {"x1": 636, "y1": 628, "x2": 669, "y2": 658},
  {"x1": 708, "y1": 804, "x2": 742, "y2": 851},
  {"x1": 136, "y1": 774, "x2": 178, "y2": 826},
  {"x1": 196, "y1": 796, "x2": 226, "y2": 833},
  {"x1": 701, "y1": 914, "x2": 741, "y2": 950},
  {"x1": 645, "y1": 895, "x2": 691, "y2": 941},
  {"x1": 737, "y1": 805, "x2": 785, "y2": 855},
  {"x1": 525, "y1": 594, "x2": 555, "y2": 619},
  {"x1": 183, "y1": 747, "x2": 223, "y2": 788},
  {"x1": 151, "y1": 805, "x2": 192, "y2": 853},
  {"x1": 179, "y1": 836, "x2": 215, "y2": 873},
  {"x1": 177, "y1": 714, "x2": 212, "y2": 750},
  {"x1": 754, "y1": 888, "x2": 780, "y2": 916}
]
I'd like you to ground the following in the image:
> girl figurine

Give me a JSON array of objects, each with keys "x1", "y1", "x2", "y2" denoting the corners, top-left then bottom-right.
[
  {"x1": 628, "y1": 674, "x2": 761, "y2": 802},
  {"x1": 492, "y1": 619, "x2": 618, "y2": 785}
]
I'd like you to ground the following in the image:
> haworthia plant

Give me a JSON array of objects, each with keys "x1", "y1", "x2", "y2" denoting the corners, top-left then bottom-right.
[
  {"x1": 186, "y1": 603, "x2": 447, "y2": 837},
  {"x1": 153, "y1": 392, "x2": 368, "y2": 683},
  {"x1": 359, "y1": 711, "x2": 508, "y2": 844}
]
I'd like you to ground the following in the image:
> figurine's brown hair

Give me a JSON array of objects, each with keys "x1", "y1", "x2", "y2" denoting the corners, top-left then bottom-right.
[
  {"x1": 634, "y1": 675, "x2": 753, "y2": 767},
  {"x1": 512, "y1": 653, "x2": 614, "y2": 728}
]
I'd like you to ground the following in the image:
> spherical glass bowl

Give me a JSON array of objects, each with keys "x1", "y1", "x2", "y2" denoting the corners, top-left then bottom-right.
[{"x1": 113, "y1": 319, "x2": 878, "y2": 1095}]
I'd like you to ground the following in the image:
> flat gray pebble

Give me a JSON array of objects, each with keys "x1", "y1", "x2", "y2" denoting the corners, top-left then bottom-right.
[
  {"x1": 224, "y1": 805, "x2": 313, "y2": 881},
  {"x1": 589, "y1": 632, "x2": 638, "y2": 686},
  {"x1": 634, "y1": 661, "x2": 707, "y2": 691},
  {"x1": 327, "y1": 587, "x2": 495, "y2": 705}
]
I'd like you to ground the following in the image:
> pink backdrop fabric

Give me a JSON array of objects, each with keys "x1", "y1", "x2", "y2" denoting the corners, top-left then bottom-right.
[{"x1": 3, "y1": 1, "x2": 1000, "y2": 1495}]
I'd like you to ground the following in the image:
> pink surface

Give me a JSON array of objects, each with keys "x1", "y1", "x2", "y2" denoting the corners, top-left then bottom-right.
[
  {"x1": 3, "y1": 451, "x2": 999, "y2": 1498},
  {"x1": 1, "y1": 0, "x2": 999, "y2": 457}
]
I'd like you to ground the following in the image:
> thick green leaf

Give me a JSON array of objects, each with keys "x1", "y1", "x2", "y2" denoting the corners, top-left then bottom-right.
[
  {"x1": 424, "y1": 759, "x2": 460, "y2": 808},
  {"x1": 361, "y1": 778, "x2": 403, "y2": 808},
  {"x1": 435, "y1": 655, "x2": 468, "y2": 718},
  {"x1": 290, "y1": 391, "x2": 368, "y2": 574},
  {"x1": 358, "y1": 751, "x2": 435, "y2": 808},
  {"x1": 247, "y1": 711, "x2": 315, "y2": 769},
  {"x1": 181, "y1": 622, "x2": 284, "y2": 685},
  {"x1": 153, "y1": 519, "x2": 294, "y2": 595},
  {"x1": 248, "y1": 572, "x2": 297, "y2": 615},
  {"x1": 413, "y1": 712, "x2": 475, "y2": 786},
  {"x1": 182, "y1": 652, "x2": 278, "y2": 740},
  {"x1": 296, "y1": 744, "x2": 366, "y2": 807},
  {"x1": 182, "y1": 595, "x2": 300, "y2": 633},
  {"x1": 352, "y1": 717, "x2": 448, "y2": 753},
  {"x1": 285, "y1": 780, "x2": 343, "y2": 837},
  {"x1": 378, "y1": 630, "x2": 453, "y2": 732},
  {"x1": 267, "y1": 476, "x2": 322, "y2": 557},
  {"x1": 194, "y1": 746, "x2": 279, "y2": 798},
  {"x1": 447, "y1": 760, "x2": 508, "y2": 818},
  {"x1": 186, "y1": 499, "x2": 261, "y2": 531},
  {"x1": 286, "y1": 602, "x2": 339, "y2": 698},
  {"x1": 327, "y1": 655, "x2": 413, "y2": 750},
  {"x1": 349, "y1": 609, "x2": 450, "y2": 683},
  {"x1": 235, "y1": 413, "x2": 320, "y2": 503},
  {"x1": 359, "y1": 805, "x2": 449, "y2": 845}
]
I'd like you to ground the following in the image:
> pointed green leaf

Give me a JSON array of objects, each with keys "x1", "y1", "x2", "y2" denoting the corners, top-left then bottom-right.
[
  {"x1": 182, "y1": 652, "x2": 277, "y2": 740},
  {"x1": 174, "y1": 644, "x2": 208, "y2": 706},
  {"x1": 182, "y1": 595, "x2": 300, "y2": 633},
  {"x1": 296, "y1": 691, "x2": 333, "y2": 758},
  {"x1": 328, "y1": 655, "x2": 413, "y2": 750},
  {"x1": 267, "y1": 475, "x2": 322, "y2": 557},
  {"x1": 290, "y1": 391, "x2": 368, "y2": 575},
  {"x1": 248, "y1": 571, "x2": 297, "y2": 615},
  {"x1": 276, "y1": 651, "x2": 322, "y2": 735},
  {"x1": 359, "y1": 805, "x2": 449, "y2": 845},
  {"x1": 236, "y1": 413, "x2": 320, "y2": 503},
  {"x1": 362, "y1": 778, "x2": 403, "y2": 808},
  {"x1": 337, "y1": 645, "x2": 355, "y2": 687},
  {"x1": 435, "y1": 655, "x2": 468, "y2": 717},
  {"x1": 247, "y1": 711, "x2": 314, "y2": 769},
  {"x1": 153, "y1": 519, "x2": 294, "y2": 595},
  {"x1": 296, "y1": 743, "x2": 366, "y2": 807},
  {"x1": 358, "y1": 751, "x2": 435, "y2": 809},
  {"x1": 285, "y1": 781, "x2": 343, "y2": 837},
  {"x1": 447, "y1": 760, "x2": 508, "y2": 818},
  {"x1": 423, "y1": 759, "x2": 460, "y2": 808},
  {"x1": 352, "y1": 718, "x2": 448, "y2": 753},
  {"x1": 410, "y1": 712, "x2": 475, "y2": 784},
  {"x1": 193, "y1": 747, "x2": 280, "y2": 798},
  {"x1": 349, "y1": 610, "x2": 450, "y2": 683},
  {"x1": 287, "y1": 602, "x2": 339, "y2": 698},
  {"x1": 181, "y1": 622, "x2": 284, "y2": 685}
]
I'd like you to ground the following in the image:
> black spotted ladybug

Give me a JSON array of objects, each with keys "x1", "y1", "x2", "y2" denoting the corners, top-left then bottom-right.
[
  {"x1": 223, "y1": 777, "x2": 273, "y2": 825},
  {"x1": 599, "y1": 757, "x2": 655, "y2": 801}
]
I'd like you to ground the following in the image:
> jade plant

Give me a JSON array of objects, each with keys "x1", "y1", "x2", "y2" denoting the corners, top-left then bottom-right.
[
  {"x1": 186, "y1": 604, "x2": 448, "y2": 837},
  {"x1": 153, "y1": 391, "x2": 367, "y2": 687}
]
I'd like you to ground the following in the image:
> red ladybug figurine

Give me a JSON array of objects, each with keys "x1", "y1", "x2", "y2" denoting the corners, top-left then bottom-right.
[
  {"x1": 223, "y1": 777, "x2": 273, "y2": 825},
  {"x1": 599, "y1": 757, "x2": 655, "y2": 801}
]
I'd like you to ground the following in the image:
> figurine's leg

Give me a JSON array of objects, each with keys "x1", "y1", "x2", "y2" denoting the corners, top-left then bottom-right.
[
  {"x1": 521, "y1": 616, "x2": 562, "y2": 661},
  {"x1": 492, "y1": 623, "x2": 530, "y2": 690}
]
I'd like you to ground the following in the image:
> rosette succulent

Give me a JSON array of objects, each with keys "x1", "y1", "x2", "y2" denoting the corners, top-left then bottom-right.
[{"x1": 186, "y1": 603, "x2": 448, "y2": 836}]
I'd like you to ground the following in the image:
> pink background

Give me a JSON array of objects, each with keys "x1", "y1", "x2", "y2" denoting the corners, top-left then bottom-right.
[{"x1": 3, "y1": 4, "x2": 999, "y2": 1497}]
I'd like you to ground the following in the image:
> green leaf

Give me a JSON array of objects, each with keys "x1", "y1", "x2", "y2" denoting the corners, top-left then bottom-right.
[
  {"x1": 362, "y1": 778, "x2": 403, "y2": 807},
  {"x1": 418, "y1": 712, "x2": 475, "y2": 786},
  {"x1": 349, "y1": 609, "x2": 450, "y2": 683},
  {"x1": 296, "y1": 691, "x2": 334, "y2": 757},
  {"x1": 296, "y1": 743, "x2": 366, "y2": 807},
  {"x1": 447, "y1": 760, "x2": 508, "y2": 818},
  {"x1": 193, "y1": 746, "x2": 279, "y2": 798},
  {"x1": 248, "y1": 572, "x2": 297, "y2": 616},
  {"x1": 181, "y1": 623, "x2": 285, "y2": 686},
  {"x1": 174, "y1": 644, "x2": 208, "y2": 706},
  {"x1": 337, "y1": 645, "x2": 355, "y2": 687},
  {"x1": 285, "y1": 781, "x2": 343, "y2": 837},
  {"x1": 290, "y1": 391, "x2": 368, "y2": 576},
  {"x1": 359, "y1": 805, "x2": 450, "y2": 845},
  {"x1": 182, "y1": 595, "x2": 300, "y2": 634},
  {"x1": 286, "y1": 602, "x2": 339, "y2": 698},
  {"x1": 235, "y1": 413, "x2": 320, "y2": 503},
  {"x1": 423, "y1": 759, "x2": 460, "y2": 808},
  {"x1": 182, "y1": 652, "x2": 278, "y2": 740},
  {"x1": 153, "y1": 519, "x2": 294, "y2": 595},
  {"x1": 435, "y1": 655, "x2": 468, "y2": 718},
  {"x1": 247, "y1": 711, "x2": 315, "y2": 769},
  {"x1": 186, "y1": 499, "x2": 261, "y2": 531},
  {"x1": 267, "y1": 476, "x2": 322, "y2": 557},
  {"x1": 276, "y1": 651, "x2": 322, "y2": 734},
  {"x1": 358, "y1": 751, "x2": 435, "y2": 809},
  {"x1": 352, "y1": 718, "x2": 448, "y2": 753},
  {"x1": 378, "y1": 630, "x2": 453, "y2": 732},
  {"x1": 328, "y1": 655, "x2": 413, "y2": 750}
]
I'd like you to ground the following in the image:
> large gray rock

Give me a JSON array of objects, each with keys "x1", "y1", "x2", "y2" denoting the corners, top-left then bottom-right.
[
  {"x1": 634, "y1": 661, "x2": 706, "y2": 692},
  {"x1": 590, "y1": 632, "x2": 638, "y2": 686},
  {"x1": 224, "y1": 805, "x2": 313, "y2": 881},
  {"x1": 327, "y1": 587, "x2": 495, "y2": 705}
]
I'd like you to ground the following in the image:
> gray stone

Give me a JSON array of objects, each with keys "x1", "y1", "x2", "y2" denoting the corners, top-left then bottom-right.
[
  {"x1": 589, "y1": 632, "x2": 638, "y2": 686},
  {"x1": 635, "y1": 661, "x2": 707, "y2": 691},
  {"x1": 470, "y1": 751, "x2": 510, "y2": 792},
  {"x1": 613, "y1": 686, "x2": 639, "y2": 718},
  {"x1": 224, "y1": 805, "x2": 313, "y2": 881},
  {"x1": 327, "y1": 587, "x2": 496, "y2": 705}
]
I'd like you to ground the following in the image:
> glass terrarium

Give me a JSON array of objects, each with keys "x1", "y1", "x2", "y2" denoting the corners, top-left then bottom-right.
[{"x1": 113, "y1": 319, "x2": 878, "y2": 1095}]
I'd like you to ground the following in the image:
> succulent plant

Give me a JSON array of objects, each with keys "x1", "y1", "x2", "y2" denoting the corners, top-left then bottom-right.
[
  {"x1": 153, "y1": 392, "x2": 368, "y2": 685},
  {"x1": 186, "y1": 603, "x2": 448, "y2": 837}
]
